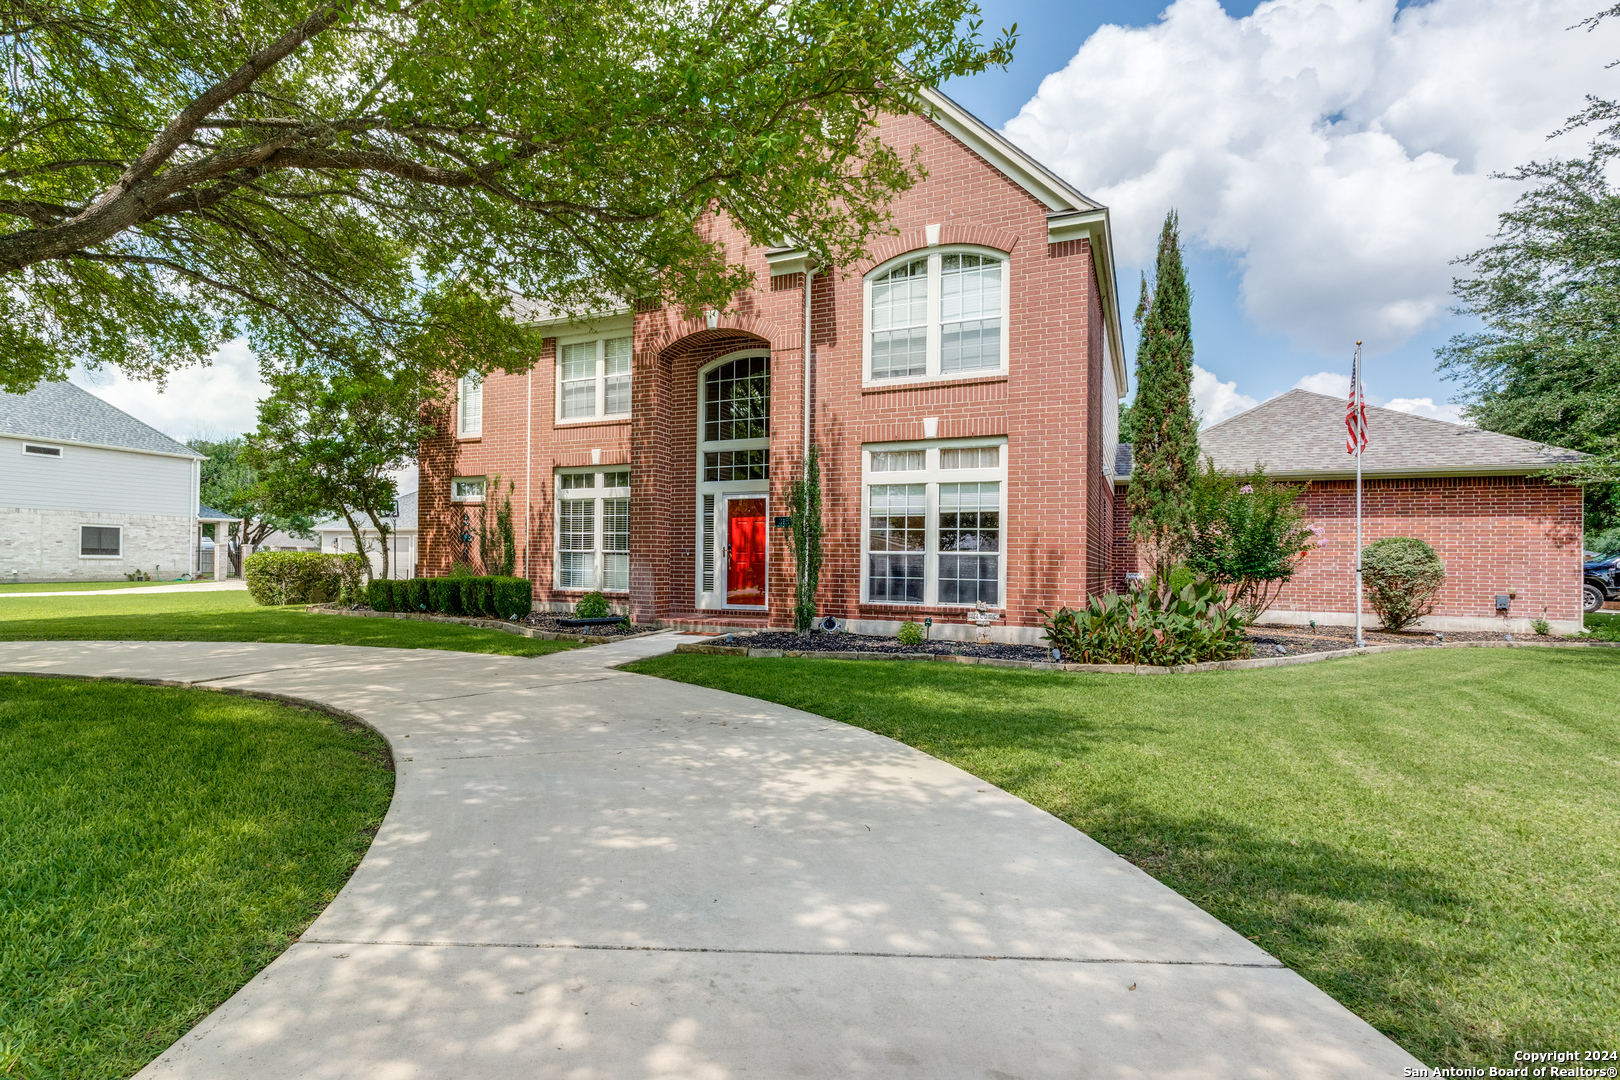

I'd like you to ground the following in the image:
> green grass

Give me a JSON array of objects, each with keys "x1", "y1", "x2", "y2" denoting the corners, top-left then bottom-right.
[
  {"x1": 627, "y1": 649, "x2": 1620, "y2": 1068},
  {"x1": 1585, "y1": 610, "x2": 1620, "y2": 641},
  {"x1": 0, "y1": 675, "x2": 394, "y2": 1078},
  {"x1": 0, "y1": 590, "x2": 577, "y2": 657},
  {"x1": 0, "y1": 580, "x2": 215, "y2": 593}
]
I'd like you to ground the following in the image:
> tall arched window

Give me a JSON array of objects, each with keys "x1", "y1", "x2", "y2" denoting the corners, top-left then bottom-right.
[{"x1": 865, "y1": 249, "x2": 1007, "y2": 383}]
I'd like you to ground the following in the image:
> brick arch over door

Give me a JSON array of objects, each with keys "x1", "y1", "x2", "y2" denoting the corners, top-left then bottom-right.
[{"x1": 630, "y1": 327, "x2": 796, "y2": 623}]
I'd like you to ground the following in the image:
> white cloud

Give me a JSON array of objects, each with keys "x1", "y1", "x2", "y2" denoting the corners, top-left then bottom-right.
[
  {"x1": 70, "y1": 339, "x2": 265, "y2": 442},
  {"x1": 1004, "y1": 0, "x2": 1619, "y2": 354},
  {"x1": 1193, "y1": 363, "x2": 1259, "y2": 425},
  {"x1": 1294, "y1": 370, "x2": 1352, "y2": 398},
  {"x1": 1385, "y1": 396, "x2": 1466, "y2": 424}
]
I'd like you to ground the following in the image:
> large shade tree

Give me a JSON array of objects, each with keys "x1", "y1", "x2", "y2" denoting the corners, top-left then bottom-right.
[
  {"x1": 1440, "y1": 4, "x2": 1620, "y2": 542},
  {"x1": 0, "y1": 0, "x2": 1014, "y2": 392},
  {"x1": 244, "y1": 365, "x2": 431, "y2": 581},
  {"x1": 190, "y1": 435, "x2": 322, "y2": 574}
]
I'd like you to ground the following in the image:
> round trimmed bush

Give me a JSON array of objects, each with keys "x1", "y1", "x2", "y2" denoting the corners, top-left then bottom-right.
[
  {"x1": 574, "y1": 591, "x2": 611, "y2": 619},
  {"x1": 896, "y1": 621, "x2": 925, "y2": 647},
  {"x1": 1361, "y1": 537, "x2": 1447, "y2": 632}
]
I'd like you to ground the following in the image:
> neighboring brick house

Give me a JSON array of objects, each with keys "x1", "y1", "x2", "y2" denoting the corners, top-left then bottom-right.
[
  {"x1": 1113, "y1": 389, "x2": 1586, "y2": 633},
  {"x1": 418, "y1": 87, "x2": 1130, "y2": 641}
]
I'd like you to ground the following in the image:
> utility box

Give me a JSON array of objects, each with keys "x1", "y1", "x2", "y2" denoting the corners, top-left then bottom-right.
[{"x1": 1495, "y1": 594, "x2": 1511, "y2": 611}]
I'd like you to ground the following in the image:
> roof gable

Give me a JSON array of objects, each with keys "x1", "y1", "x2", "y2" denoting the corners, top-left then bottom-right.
[
  {"x1": 918, "y1": 85, "x2": 1100, "y2": 214},
  {"x1": 0, "y1": 381, "x2": 200, "y2": 458},
  {"x1": 917, "y1": 85, "x2": 1127, "y2": 394},
  {"x1": 1198, "y1": 389, "x2": 1579, "y2": 478}
]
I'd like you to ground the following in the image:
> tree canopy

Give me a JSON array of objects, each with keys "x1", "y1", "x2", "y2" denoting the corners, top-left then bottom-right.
[
  {"x1": 189, "y1": 435, "x2": 321, "y2": 573},
  {"x1": 244, "y1": 365, "x2": 429, "y2": 580},
  {"x1": 0, "y1": 0, "x2": 1013, "y2": 392},
  {"x1": 1126, "y1": 210, "x2": 1200, "y2": 582},
  {"x1": 1440, "y1": 3, "x2": 1620, "y2": 534}
]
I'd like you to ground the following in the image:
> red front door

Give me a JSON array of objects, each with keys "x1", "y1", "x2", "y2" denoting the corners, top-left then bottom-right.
[{"x1": 726, "y1": 498, "x2": 767, "y2": 607}]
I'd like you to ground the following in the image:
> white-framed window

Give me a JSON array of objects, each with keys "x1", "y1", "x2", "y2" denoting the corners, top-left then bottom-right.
[
  {"x1": 556, "y1": 468, "x2": 630, "y2": 592},
  {"x1": 556, "y1": 334, "x2": 633, "y2": 422},
  {"x1": 23, "y1": 443, "x2": 62, "y2": 457},
  {"x1": 451, "y1": 476, "x2": 486, "y2": 502},
  {"x1": 864, "y1": 248, "x2": 1008, "y2": 384},
  {"x1": 860, "y1": 438, "x2": 1007, "y2": 607},
  {"x1": 80, "y1": 525, "x2": 122, "y2": 558},
  {"x1": 458, "y1": 373, "x2": 483, "y2": 437}
]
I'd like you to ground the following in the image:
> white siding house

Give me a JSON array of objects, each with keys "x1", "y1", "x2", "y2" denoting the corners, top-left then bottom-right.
[
  {"x1": 1, "y1": 382, "x2": 204, "y2": 582},
  {"x1": 317, "y1": 487, "x2": 418, "y2": 579}
]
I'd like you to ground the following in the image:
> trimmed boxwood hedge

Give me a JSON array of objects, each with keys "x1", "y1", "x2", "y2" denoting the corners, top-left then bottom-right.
[
  {"x1": 365, "y1": 579, "x2": 394, "y2": 612},
  {"x1": 365, "y1": 576, "x2": 532, "y2": 620}
]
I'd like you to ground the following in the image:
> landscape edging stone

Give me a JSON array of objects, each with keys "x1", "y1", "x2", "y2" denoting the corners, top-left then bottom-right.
[{"x1": 304, "y1": 604, "x2": 662, "y2": 645}]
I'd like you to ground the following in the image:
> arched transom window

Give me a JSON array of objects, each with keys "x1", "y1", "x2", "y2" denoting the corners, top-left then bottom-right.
[
  {"x1": 866, "y1": 250, "x2": 1006, "y2": 383},
  {"x1": 703, "y1": 354, "x2": 770, "y2": 442}
]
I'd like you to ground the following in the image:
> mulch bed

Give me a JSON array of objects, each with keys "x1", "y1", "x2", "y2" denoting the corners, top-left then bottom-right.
[
  {"x1": 731, "y1": 622, "x2": 1560, "y2": 661},
  {"x1": 728, "y1": 629, "x2": 1059, "y2": 662},
  {"x1": 1247, "y1": 623, "x2": 1549, "y2": 656},
  {"x1": 518, "y1": 612, "x2": 645, "y2": 638}
]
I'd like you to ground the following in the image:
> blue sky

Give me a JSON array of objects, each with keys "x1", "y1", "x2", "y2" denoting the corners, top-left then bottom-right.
[{"x1": 938, "y1": 0, "x2": 1613, "y2": 422}]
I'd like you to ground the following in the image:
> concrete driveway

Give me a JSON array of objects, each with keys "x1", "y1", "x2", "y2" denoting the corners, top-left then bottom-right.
[{"x1": 0, "y1": 636, "x2": 1424, "y2": 1078}]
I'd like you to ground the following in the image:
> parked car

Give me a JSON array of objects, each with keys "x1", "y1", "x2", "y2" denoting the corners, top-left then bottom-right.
[{"x1": 1585, "y1": 553, "x2": 1619, "y2": 613}]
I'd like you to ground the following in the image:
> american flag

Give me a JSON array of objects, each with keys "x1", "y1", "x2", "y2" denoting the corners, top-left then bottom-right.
[{"x1": 1346, "y1": 343, "x2": 1368, "y2": 455}]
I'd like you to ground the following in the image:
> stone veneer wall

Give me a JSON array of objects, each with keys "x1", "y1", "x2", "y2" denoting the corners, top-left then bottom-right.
[{"x1": 0, "y1": 508, "x2": 194, "y2": 582}]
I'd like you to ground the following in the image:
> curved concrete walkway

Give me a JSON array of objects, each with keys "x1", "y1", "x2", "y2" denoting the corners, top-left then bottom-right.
[{"x1": 1, "y1": 636, "x2": 1424, "y2": 1078}]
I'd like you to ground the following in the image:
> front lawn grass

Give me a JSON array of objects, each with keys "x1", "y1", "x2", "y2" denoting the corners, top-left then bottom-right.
[
  {"x1": 0, "y1": 590, "x2": 577, "y2": 657},
  {"x1": 0, "y1": 675, "x2": 394, "y2": 1078},
  {"x1": 1585, "y1": 610, "x2": 1620, "y2": 640},
  {"x1": 0, "y1": 580, "x2": 216, "y2": 593},
  {"x1": 628, "y1": 648, "x2": 1620, "y2": 1069}
]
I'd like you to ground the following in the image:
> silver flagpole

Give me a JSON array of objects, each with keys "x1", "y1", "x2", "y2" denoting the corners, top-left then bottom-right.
[{"x1": 1354, "y1": 341, "x2": 1364, "y2": 648}]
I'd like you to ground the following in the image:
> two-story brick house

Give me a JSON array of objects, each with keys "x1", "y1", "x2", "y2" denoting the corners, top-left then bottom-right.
[{"x1": 418, "y1": 87, "x2": 1129, "y2": 642}]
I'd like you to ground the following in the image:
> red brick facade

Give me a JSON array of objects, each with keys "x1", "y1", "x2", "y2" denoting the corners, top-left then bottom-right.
[
  {"x1": 1112, "y1": 475, "x2": 1585, "y2": 629},
  {"x1": 418, "y1": 110, "x2": 1123, "y2": 638}
]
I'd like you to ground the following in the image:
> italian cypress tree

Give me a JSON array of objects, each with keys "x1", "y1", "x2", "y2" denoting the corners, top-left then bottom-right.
[{"x1": 1127, "y1": 211, "x2": 1201, "y2": 585}]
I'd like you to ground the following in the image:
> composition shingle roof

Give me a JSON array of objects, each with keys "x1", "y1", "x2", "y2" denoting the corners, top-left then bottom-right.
[
  {"x1": 1115, "y1": 389, "x2": 1580, "y2": 480},
  {"x1": 0, "y1": 380, "x2": 200, "y2": 458}
]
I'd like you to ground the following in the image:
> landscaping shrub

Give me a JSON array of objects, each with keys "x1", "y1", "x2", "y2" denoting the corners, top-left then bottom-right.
[
  {"x1": 464, "y1": 577, "x2": 496, "y2": 617},
  {"x1": 1361, "y1": 537, "x2": 1447, "y2": 632},
  {"x1": 1532, "y1": 618, "x2": 1552, "y2": 636},
  {"x1": 491, "y1": 577, "x2": 533, "y2": 620},
  {"x1": 896, "y1": 621, "x2": 925, "y2": 647},
  {"x1": 365, "y1": 579, "x2": 394, "y2": 612},
  {"x1": 574, "y1": 591, "x2": 611, "y2": 619},
  {"x1": 1185, "y1": 464, "x2": 1320, "y2": 617},
  {"x1": 1041, "y1": 575, "x2": 1250, "y2": 666},
  {"x1": 388, "y1": 576, "x2": 531, "y2": 619},
  {"x1": 244, "y1": 552, "x2": 366, "y2": 606},
  {"x1": 428, "y1": 577, "x2": 460, "y2": 616}
]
